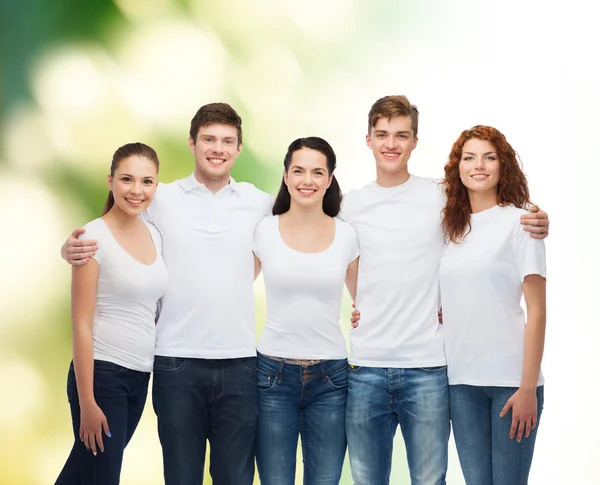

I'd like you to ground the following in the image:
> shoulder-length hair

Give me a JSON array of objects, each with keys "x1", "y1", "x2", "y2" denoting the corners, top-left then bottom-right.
[
  {"x1": 441, "y1": 125, "x2": 531, "y2": 243},
  {"x1": 272, "y1": 137, "x2": 342, "y2": 217}
]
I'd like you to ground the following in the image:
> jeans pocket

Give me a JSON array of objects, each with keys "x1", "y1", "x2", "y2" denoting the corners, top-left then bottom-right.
[
  {"x1": 325, "y1": 365, "x2": 348, "y2": 390},
  {"x1": 417, "y1": 365, "x2": 447, "y2": 373},
  {"x1": 94, "y1": 359, "x2": 127, "y2": 375},
  {"x1": 237, "y1": 358, "x2": 257, "y2": 374},
  {"x1": 257, "y1": 369, "x2": 278, "y2": 392},
  {"x1": 347, "y1": 364, "x2": 362, "y2": 373},
  {"x1": 153, "y1": 356, "x2": 188, "y2": 373}
]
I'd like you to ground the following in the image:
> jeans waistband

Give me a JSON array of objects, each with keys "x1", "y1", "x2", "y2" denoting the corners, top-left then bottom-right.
[{"x1": 263, "y1": 354, "x2": 325, "y2": 367}]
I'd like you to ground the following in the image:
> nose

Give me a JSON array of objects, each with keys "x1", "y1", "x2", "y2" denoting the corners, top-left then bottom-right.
[
  {"x1": 130, "y1": 181, "x2": 143, "y2": 194},
  {"x1": 212, "y1": 140, "x2": 225, "y2": 153},
  {"x1": 302, "y1": 171, "x2": 313, "y2": 185},
  {"x1": 384, "y1": 134, "x2": 397, "y2": 149},
  {"x1": 474, "y1": 156, "x2": 486, "y2": 170}
]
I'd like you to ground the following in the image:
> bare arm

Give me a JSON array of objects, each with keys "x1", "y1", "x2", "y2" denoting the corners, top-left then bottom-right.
[
  {"x1": 500, "y1": 274, "x2": 546, "y2": 442},
  {"x1": 253, "y1": 253, "x2": 262, "y2": 281},
  {"x1": 71, "y1": 260, "x2": 110, "y2": 454},
  {"x1": 62, "y1": 228, "x2": 98, "y2": 266},
  {"x1": 520, "y1": 205, "x2": 549, "y2": 239},
  {"x1": 345, "y1": 257, "x2": 359, "y2": 302}
]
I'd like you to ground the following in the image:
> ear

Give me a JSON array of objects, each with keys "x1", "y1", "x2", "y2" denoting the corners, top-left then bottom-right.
[
  {"x1": 413, "y1": 135, "x2": 419, "y2": 150},
  {"x1": 188, "y1": 136, "x2": 196, "y2": 153},
  {"x1": 327, "y1": 173, "x2": 333, "y2": 189},
  {"x1": 236, "y1": 143, "x2": 242, "y2": 157},
  {"x1": 283, "y1": 170, "x2": 288, "y2": 186},
  {"x1": 366, "y1": 133, "x2": 372, "y2": 149},
  {"x1": 107, "y1": 174, "x2": 113, "y2": 191}
]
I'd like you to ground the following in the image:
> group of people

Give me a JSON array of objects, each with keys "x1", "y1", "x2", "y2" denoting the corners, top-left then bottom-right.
[{"x1": 55, "y1": 95, "x2": 549, "y2": 485}]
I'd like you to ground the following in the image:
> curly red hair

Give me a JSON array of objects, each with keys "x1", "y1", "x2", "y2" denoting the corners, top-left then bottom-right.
[{"x1": 441, "y1": 125, "x2": 531, "y2": 243}]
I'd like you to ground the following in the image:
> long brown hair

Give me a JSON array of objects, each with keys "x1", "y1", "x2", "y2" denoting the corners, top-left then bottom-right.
[
  {"x1": 441, "y1": 125, "x2": 531, "y2": 243},
  {"x1": 103, "y1": 142, "x2": 160, "y2": 215}
]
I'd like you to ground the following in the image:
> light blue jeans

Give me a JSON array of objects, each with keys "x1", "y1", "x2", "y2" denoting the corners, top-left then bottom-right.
[
  {"x1": 255, "y1": 352, "x2": 348, "y2": 485},
  {"x1": 449, "y1": 385, "x2": 544, "y2": 485},
  {"x1": 346, "y1": 366, "x2": 450, "y2": 485}
]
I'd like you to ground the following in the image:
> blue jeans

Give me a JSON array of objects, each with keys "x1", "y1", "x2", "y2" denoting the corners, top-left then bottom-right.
[
  {"x1": 346, "y1": 366, "x2": 450, "y2": 485},
  {"x1": 152, "y1": 356, "x2": 258, "y2": 485},
  {"x1": 255, "y1": 352, "x2": 348, "y2": 485},
  {"x1": 449, "y1": 385, "x2": 544, "y2": 485},
  {"x1": 56, "y1": 360, "x2": 150, "y2": 485}
]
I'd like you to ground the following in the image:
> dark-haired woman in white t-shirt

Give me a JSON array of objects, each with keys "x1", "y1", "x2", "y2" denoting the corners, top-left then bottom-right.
[
  {"x1": 56, "y1": 142, "x2": 169, "y2": 485},
  {"x1": 253, "y1": 137, "x2": 359, "y2": 485},
  {"x1": 439, "y1": 126, "x2": 546, "y2": 485}
]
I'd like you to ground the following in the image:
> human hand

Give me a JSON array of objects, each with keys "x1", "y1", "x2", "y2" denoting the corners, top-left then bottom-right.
[
  {"x1": 79, "y1": 402, "x2": 111, "y2": 455},
  {"x1": 499, "y1": 388, "x2": 538, "y2": 443},
  {"x1": 62, "y1": 228, "x2": 98, "y2": 265},
  {"x1": 350, "y1": 303, "x2": 361, "y2": 329},
  {"x1": 520, "y1": 205, "x2": 549, "y2": 239}
]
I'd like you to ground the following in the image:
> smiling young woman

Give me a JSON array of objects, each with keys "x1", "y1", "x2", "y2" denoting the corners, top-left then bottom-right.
[{"x1": 440, "y1": 126, "x2": 546, "y2": 485}]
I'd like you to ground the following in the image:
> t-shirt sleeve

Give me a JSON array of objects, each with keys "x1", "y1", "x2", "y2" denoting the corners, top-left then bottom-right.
[
  {"x1": 80, "y1": 220, "x2": 102, "y2": 264},
  {"x1": 515, "y1": 218, "x2": 546, "y2": 281},
  {"x1": 253, "y1": 217, "x2": 268, "y2": 261},
  {"x1": 344, "y1": 222, "x2": 360, "y2": 264},
  {"x1": 338, "y1": 191, "x2": 354, "y2": 222},
  {"x1": 147, "y1": 222, "x2": 163, "y2": 254}
]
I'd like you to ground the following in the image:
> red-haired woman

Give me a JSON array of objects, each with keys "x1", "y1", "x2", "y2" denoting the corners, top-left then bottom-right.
[{"x1": 439, "y1": 126, "x2": 546, "y2": 485}]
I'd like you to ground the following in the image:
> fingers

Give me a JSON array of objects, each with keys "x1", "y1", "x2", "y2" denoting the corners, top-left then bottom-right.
[
  {"x1": 521, "y1": 224, "x2": 548, "y2": 235},
  {"x1": 515, "y1": 418, "x2": 525, "y2": 442},
  {"x1": 529, "y1": 204, "x2": 539, "y2": 213},
  {"x1": 95, "y1": 430, "x2": 104, "y2": 455},
  {"x1": 67, "y1": 240, "x2": 98, "y2": 252},
  {"x1": 102, "y1": 419, "x2": 111, "y2": 442},
  {"x1": 524, "y1": 418, "x2": 532, "y2": 439},
  {"x1": 509, "y1": 414, "x2": 518, "y2": 440},
  {"x1": 71, "y1": 227, "x2": 87, "y2": 238},
  {"x1": 499, "y1": 400, "x2": 511, "y2": 418}
]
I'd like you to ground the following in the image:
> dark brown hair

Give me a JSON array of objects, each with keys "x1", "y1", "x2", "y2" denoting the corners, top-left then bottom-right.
[
  {"x1": 441, "y1": 125, "x2": 531, "y2": 243},
  {"x1": 103, "y1": 142, "x2": 160, "y2": 215},
  {"x1": 189, "y1": 103, "x2": 242, "y2": 145},
  {"x1": 272, "y1": 137, "x2": 342, "y2": 217}
]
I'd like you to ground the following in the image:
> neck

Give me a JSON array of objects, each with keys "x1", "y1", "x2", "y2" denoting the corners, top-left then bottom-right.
[
  {"x1": 376, "y1": 167, "x2": 410, "y2": 187},
  {"x1": 103, "y1": 206, "x2": 141, "y2": 229},
  {"x1": 194, "y1": 169, "x2": 230, "y2": 194},
  {"x1": 282, "y1": 202, "x2": 328, "y2": 225},
  {"x1": 468, "y1": 189, "x2": 498, "y2": 214}
]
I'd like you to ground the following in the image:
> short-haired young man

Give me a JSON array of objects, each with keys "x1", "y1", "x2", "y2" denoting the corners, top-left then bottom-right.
[
  {"x1": 341, "y1": 95, "x2": 549, "y2": 485},
  {"x1": 62, "y1": 103, "x2": 274, "y2": 485}
]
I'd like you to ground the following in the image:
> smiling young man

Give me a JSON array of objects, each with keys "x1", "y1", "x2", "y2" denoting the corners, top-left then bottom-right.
[
  {"x1": 61, "y1": 103, "x2": 274, "y2": 485},
  {"x1": 341, "y1": 95, "x2": 549, "y2": 485}
]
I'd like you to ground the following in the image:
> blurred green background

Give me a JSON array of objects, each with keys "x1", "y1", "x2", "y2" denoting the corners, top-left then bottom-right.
[{"x1": 1, "y1": 0, "x2": 598, "y2": 483}]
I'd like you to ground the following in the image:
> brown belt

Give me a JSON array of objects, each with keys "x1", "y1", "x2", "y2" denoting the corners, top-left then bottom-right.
[{"x1": 264, "y1": 354, "x2": 324, "y2": 367}]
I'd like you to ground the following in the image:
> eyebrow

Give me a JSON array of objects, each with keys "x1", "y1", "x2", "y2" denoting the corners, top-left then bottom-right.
[
  {"x1": 289, "y1": 165, "x2": 326, "y2": 171},
  {"x1": 462, "y1": 151, "x2": 497, "y2": 156},
  {"x1": 374, "y1": 130, "x2": 411, "y2": 135},
  {"x1": 120, "y1": 173, "x2": 156, "y2": 179}
]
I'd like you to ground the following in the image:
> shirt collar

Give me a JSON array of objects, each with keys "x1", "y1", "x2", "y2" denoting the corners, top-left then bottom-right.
[{"x1": 179, "y1": 173, "x2": 239, "y2": 194}]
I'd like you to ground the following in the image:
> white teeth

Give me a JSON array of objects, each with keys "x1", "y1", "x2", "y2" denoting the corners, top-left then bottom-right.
[
  {"x1": 299, "y1": 189, "x2": 315, "y2": 194},
  {"x1": 471, "y1": 174, "x2": 488, "y2": 180}
]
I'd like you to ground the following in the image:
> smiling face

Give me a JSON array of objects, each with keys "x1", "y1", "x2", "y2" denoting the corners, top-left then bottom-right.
[
  {"x1": 189, "y1": 122, "x2": 241, "y2": 184},
  {"x1": 108, "y1": 155, "x2": 158, "y2": 216},
  {"x1": 459, "y1": 138, "x2": 500, "y2": 195},
  {"x1": 366, "y1": 115, "x2": 418, "y2": 183},
  {"x1": 284, "y1": 147, "x2": 332, "y2": 211}
]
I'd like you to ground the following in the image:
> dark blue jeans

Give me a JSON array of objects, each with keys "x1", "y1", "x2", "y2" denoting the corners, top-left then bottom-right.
[
  {"x1": 346, "y1": 366, "x2": 450, "y2": 485},
  {"x1": 255, "y1": 352, "x2": 348, "y2": 485},
  {"x1": 152, "y1": 356, "x2": 258, "y2": 485},
  {"x1": 56, "y1": 360, "x2": 150, "y2": 485},
  {"x1": 449, "y1": 385, "x2": 544, "y2": 485}
]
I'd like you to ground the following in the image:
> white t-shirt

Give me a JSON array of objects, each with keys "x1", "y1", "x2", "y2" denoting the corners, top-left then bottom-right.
[
  {"x1": 144, "y1": 174, "x2": 274, "y2": 359},
  {"x1": 254, "y1": 215, "x2": 359, "y2": 360},
  {"x1": 340, "y1": 175, "x2": 447, "y2": 368},
  {"x1": 439, "y1": 205, "x2": 546, "y2": 387},
  {"x1": 80, "y1": 218, "x2": 169, "y2": 372}
]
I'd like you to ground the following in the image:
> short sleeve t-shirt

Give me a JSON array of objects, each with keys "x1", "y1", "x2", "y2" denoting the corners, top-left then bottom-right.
[
  {"x1": 143, "y1": 175, "x2": 274, "y2": 359},
  {"x1": 340, "y1": 176, "x2": 447, "y2": 367},
  {"x1": 254, "y1": 215, "x2": 359, "y2": 360},
  {"x1": 439, "y1": 205, "x2": 546, "y2": 387},
  {"x1": 80, "y1": 218, "x2": 169, "y2": 372}
]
